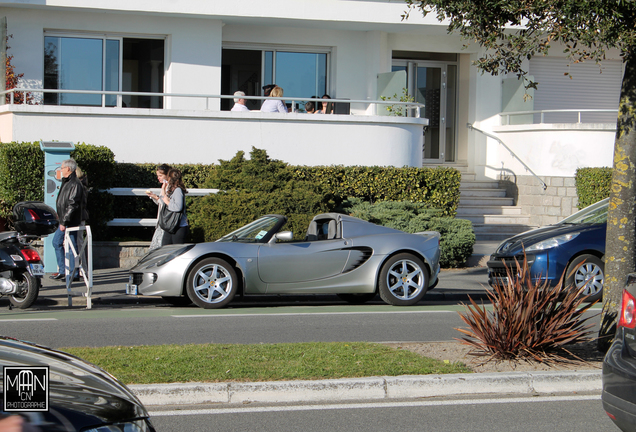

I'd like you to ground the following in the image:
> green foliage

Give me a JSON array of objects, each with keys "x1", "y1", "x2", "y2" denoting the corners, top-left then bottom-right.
[
  {"x1": 293, "y1": 165, "x2": 460, "y2": 216},
  {"x1": 575, "y1": 167, "x2": 612, "y2": 209},
  {"x1": 0, "y1": 142, "x2": 44, "y2": 220},
  {"x1": 189, "y1": 186, "x2": 329, "y2": 243},
  {"x1": 458, "y1": 253, "x2": 598, "y2": 363},
  {"x1": 343, "y1": 199, "x2": 475, "y2": 268},
  {"x1": 0, "y1": 141, "x2": 117, "y2": 239},
  {"x1": 379, "y1": 88, "x2": 416, "y2": 116}
]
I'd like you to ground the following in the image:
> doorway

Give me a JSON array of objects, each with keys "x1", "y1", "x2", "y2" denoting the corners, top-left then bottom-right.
[{"x1": 393, "y1": 60, "x2": 457, "y2": 163}]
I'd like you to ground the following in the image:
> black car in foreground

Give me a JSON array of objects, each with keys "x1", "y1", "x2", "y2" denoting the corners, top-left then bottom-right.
[
  {"x1": 0, "y1": 336, "x2": 155, "y2": 431},
  {"x1": 603, "y1": 273, "x2": 636, "y2": 432}
]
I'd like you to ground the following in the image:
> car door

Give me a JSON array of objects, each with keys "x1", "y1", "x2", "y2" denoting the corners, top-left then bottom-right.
[{"x1": 257, "y1": 238, "x2": 351, "y2": 284}]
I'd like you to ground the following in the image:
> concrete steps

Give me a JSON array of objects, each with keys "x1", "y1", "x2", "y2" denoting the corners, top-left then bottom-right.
[{"x1": 458, "y1": 173, "x2": 536, "y2": 242}]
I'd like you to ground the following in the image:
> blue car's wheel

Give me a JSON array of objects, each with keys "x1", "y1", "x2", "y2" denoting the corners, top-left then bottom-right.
[
  {"x1": 565, "y1": 254, "x2": 604, "y2": 302},
  {"x1": 378, "y1": 253, "x2": 429, "y2": 306},
  {"x1": 186, "y1": 257, "x2": 237, "y2": 309}
]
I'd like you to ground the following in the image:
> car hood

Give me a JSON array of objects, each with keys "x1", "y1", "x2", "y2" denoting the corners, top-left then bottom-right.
[
  {"x1": 494, "y1": 223, "x2": 604, "y2": 255},
  {"x1": 0, "y1": 337, "x2": 148, "y2": 426}
]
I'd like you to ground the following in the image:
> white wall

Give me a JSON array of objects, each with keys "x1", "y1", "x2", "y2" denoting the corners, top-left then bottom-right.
[{"x1": 2, "y1": 106, "x2": 426, "y2": 167}]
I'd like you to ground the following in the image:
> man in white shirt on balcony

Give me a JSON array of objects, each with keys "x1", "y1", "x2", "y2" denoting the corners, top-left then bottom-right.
[{"x1": 231, "y1": 91, "x2": 250, "y2": 112}]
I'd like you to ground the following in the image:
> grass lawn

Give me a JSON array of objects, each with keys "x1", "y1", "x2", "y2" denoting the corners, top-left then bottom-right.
[{"x1": 64, "y1": 341, "x2": 470, "y2": 385}]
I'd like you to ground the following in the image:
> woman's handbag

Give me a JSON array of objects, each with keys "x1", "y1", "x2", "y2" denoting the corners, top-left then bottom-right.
[{"x1": 158, "y1": 205, "x2": 182, "y2": 235}]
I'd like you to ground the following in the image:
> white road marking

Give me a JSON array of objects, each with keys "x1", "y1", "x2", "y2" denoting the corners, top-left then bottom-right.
[
  {"x1": 0, "y1": 318, "x2": 57, "y2": 322},
  {"x1": 171, "y1": 311, "x2": 455, "y2": 318},
  {"x1": 149, "y1": 394, "x2": 600, "y2": 417}
]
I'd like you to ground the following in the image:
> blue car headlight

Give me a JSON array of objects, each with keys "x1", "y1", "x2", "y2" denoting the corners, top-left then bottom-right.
[{"x1": 525, "y1": 233, "x2": 580, "y2": 252}]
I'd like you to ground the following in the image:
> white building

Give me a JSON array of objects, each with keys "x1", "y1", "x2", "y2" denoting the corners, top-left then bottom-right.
[{"x1": 0, "y1": 0, "x2": 621, "y2": 236}]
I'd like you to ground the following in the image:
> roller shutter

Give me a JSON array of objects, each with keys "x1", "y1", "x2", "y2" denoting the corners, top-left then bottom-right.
[{"x1": 529, "y1": 57, "x2": 622, "y2": 123}]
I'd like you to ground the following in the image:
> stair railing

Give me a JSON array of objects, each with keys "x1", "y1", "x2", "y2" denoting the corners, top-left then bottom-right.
[{"x1": 467, "y1": 123, "x2": 547, "y2": 191}]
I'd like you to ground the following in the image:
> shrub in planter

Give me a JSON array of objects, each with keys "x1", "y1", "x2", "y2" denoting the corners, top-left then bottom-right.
[
  {"x1": 342, "y1": 199, "x2": 474, "y2": 268},
  {"x1": 457, "y1": 254, "x2": 598, "y2": 363}
]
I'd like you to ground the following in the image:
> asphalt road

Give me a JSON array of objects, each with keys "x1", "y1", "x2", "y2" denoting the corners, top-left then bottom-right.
[{"x1": 149, "y1": 394, "x2": 615, "y2": 432}]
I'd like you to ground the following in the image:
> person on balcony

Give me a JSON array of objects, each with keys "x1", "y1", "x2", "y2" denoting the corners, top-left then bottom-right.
[
  {"x1": 261, "y1": 86, "x2": 288, "y2": 113},
  {"x1": 305, "y1": 101, "x2": 316, "y2": 114},
  {"x1": 146, "y1": 163, "x2": 172, "y2": 250},
  {"x1": 318, "y1": 94, "x2": 334, "y2": 114},
  {"x1": 231, "y1": 91, "x2": 250, "y2": 112}
]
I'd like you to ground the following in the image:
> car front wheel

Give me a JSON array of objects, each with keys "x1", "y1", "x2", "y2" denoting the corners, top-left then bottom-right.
[
  {"x1": 186, "y1": 258, "x2": 237, "y2": 309},
  {"x1": 565, "y1": 254, "x2": 604, "y2": 302},
  {"x1": 378, "y1": 253, "x2": 429, "y2": 306}
]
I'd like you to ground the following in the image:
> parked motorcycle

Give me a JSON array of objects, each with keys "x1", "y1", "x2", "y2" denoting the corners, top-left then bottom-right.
[{"x1": 0, "y1": 201, "x2": 58, "y2": 308}]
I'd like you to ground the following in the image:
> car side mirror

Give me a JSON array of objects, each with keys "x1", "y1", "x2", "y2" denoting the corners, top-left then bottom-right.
[{"x1": 270, "y1": 231, "x2": 293, "y2": 244}]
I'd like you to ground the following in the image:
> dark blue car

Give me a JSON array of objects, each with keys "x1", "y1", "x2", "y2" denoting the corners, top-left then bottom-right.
[{"x1": 487, "y1": 198, "x2": 607, "y2": 301}]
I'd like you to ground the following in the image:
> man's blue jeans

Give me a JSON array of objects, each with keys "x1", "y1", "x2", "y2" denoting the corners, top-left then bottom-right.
[{"x1": 52, "y1": 227, "x2": 78, "y2": 278}]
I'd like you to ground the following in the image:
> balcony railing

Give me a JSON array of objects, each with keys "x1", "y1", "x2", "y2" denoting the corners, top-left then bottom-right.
[
  {"x1": 500, "y1": 109, "x2": 618, "y2": 125},
  {"x1": 1, "y1": 88, "x2": 426, "y2": 117}
]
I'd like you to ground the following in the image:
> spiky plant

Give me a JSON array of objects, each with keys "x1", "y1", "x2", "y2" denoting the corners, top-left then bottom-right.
[{"x1": 457, "y1": 254, "x2": 599, "y2": 364}]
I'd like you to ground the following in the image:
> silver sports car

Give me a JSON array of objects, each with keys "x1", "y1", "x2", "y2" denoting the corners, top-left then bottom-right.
[{"x1": 126, "y1": 213, "x2": 441, "y2": 309}]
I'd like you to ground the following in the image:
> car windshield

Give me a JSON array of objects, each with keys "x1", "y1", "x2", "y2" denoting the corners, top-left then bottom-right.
[
  {"x1": 216, "y1": 215, "x2": 282, "y2": 243},
  {"x1": 559, "y1": 198, "x2": 609, "y2": 225}
]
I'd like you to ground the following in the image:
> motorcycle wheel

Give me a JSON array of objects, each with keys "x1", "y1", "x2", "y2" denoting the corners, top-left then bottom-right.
[{"x1": 10, "y1": 271, "x2": 40, "y2": 309}]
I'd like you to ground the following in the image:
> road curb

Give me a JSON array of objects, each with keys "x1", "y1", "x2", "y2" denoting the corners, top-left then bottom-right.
[{"x1": 128, "y1": 370, "x2": 602, "y2": 406}]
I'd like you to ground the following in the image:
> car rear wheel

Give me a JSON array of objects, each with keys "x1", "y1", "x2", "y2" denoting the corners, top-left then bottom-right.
[
  {"x1": 565, "y1": 254, "x2": 604, "y2": 302},
  {"x1": 336, "y1": 293, "x2": 376, "y2": 304},
  {"x1": 378, "y1": 253, "x2": 429, "y2": 306},
  {"x1": 186, "y1": 258, "x2": 237, "y2": 309}
]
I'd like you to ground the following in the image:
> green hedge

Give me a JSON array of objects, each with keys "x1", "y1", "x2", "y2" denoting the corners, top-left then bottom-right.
[
  {"x1": 0, "y1": 144, "x2": 464, "y2": 250},
  {"x1": 0, "y1": 142, "x2": 116, "y2": 239},
  {"x1": 575, "y1": 167, "x2": 612, "y2": 209},
  {"x1": 292, "y1": 165, "x2": 460, "y2": 216},
  {"x1": 342, "y1": 198, "x2": 475, "y2": 268}
]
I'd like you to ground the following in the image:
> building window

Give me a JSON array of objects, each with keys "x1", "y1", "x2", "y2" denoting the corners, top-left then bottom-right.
[
  {"x1": 44, "y1": 35, "x2": 164, "y2": 108},
  {"x1": 222, "y1": 47, "x2": 329, "y2": 111}
]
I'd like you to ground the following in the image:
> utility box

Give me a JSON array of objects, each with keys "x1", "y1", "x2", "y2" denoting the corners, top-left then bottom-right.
[{"x1": 40, "y1": 141, "x2": 75, "y2": 272}]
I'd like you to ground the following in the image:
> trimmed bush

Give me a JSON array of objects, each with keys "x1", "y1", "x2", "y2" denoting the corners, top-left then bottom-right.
[
  {"x1": 575, "y1": 167, "x2": 612, "y2": 209},
  {"x1": 342, "y1": 199, "x2": 475, "y2": 268},
  {"x1": 293, "y1": 165, "x2": 461, "y2": 217}
]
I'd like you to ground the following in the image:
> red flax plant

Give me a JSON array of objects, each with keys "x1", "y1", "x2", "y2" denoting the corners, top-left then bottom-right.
[
  {"x1": 457, "y1": 253, "x2": 599, "y2": 364},
  {"x1": 5, "y1": 35, "x2": 35, "y2": 105}
]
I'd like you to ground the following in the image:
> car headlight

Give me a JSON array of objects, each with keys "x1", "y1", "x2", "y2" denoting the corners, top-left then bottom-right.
[
  {"x1": 85, "y1": 418, "x2": 153, "y2": 432},
  {"x1": 524, "y1": 233, "x2": 580, "y2": 252}
]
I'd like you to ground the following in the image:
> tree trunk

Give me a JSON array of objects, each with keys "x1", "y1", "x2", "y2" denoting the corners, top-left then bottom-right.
[{"x1": 598, "y1": 51, "x2": 636, "y2": 352}]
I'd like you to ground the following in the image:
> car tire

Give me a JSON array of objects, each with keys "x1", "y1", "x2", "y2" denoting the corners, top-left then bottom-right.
[
  {"x1": 186, "y1": 257, "x2": 237, "y2": 309},
  {"x1": 565, "y1": 254, "x2": 604, "y2": 302},
  {"x1": 161, "y1": 296, "x2": 193, "y2": 307},
  {"x1": 336, "y1": 293, "x2": 376, "y2": 304},
  {"x1": 378, "y1": 253, "x2": 429, "y2": 306},
  {"x1": 10, "y1": 270, "x2": 40, "y2": 309}
]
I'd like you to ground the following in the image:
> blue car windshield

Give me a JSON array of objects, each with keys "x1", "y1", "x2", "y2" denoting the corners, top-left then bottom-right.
[
  {"x1": 559, "y1": 198, "x2": 609, "y2": 225},
  {"x1": 217, "y1": 216, "x2": 281, "y2": 243}
]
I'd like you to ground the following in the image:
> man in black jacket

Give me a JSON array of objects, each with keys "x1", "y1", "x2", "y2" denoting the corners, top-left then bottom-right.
[{"x1": 50, "y1": 158, "x2": 85, "y2": 281}]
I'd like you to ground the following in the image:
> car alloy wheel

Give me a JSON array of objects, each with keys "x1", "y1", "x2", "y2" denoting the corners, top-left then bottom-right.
[
  {"x1": 186, "y1": 257, "x2": 237, "y2": 309},
  {"x1": 378, "y1": 253, "x2": 429, "y2": 306},
  {"x1": 565, "y1": 254, "x2": 604, "y2": 302}
]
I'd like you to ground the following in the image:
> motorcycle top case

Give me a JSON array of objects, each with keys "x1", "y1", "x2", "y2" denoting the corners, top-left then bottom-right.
[{"x1": 12, "y1": 201, "x2": 59, "y2": 236}]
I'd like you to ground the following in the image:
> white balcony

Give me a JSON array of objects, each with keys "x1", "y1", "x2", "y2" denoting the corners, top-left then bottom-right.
[{"x1": 0, "y1": 90, "x2": 428, "y2": 167}]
